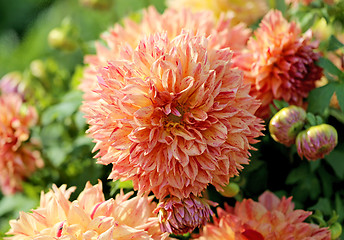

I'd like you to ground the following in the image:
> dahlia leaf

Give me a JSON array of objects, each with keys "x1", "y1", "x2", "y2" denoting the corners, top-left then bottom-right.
[
  {"x1": 307, "y1": 83, "x2": 336, "y2": 114},
  {"x1": 316, "y1": 57, "x2": 342, "y2": 78},
  {"x1": 327, "y1": 35, "x2": 344, "y2": 51},
  {"x1": 325, "y1": 148, "x2": 344, "y2": 179},
  {"x1": 310, "y1": 198, "x2": 332, "y2": 216},
  {"x1": 334, "y1": 83, "x2": 344, "y2": 112}
]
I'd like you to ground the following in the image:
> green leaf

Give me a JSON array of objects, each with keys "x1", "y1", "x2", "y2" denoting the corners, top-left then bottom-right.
[
  {"x1": 310, "y1": 198, "x2": 332, "y2": 216},
  {"x1": 328, "y1": 35, "x2": 344, "y2": 51},
  {"x1": 335, "y1": 193, "x2": 344, "y2": 222},
  {"x1": 325, "y1": 148, "x2": 344, "y2": 179},
  {"x1": 316, "y1": 57, "x2": 342, "y2": 78},
  {"x1": 286, "y1": 164, "x2": 309, "y2": 185},
  {"x1": 0, "y1": 194, "x2": 37, "y2": 216},
  {"x1": 307, "y1": 83, "x2": 336, "y2": 114},
  {"x1": 334, "y1": 83, "x2": 344, "y2": 112}
]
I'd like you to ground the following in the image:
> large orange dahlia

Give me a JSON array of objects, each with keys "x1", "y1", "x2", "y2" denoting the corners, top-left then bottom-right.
[
  {"x1": 0, "y1": 93, "x2": 43, "y2": 195},
  {"x1": 84, "y1": 31, "x2": 263, "y2": 200},
  {"x1": 236, "y1": 10, "x2": 323, "y2": 119},
  {"x1": 6, "y1": 180, "x2": 170, "y2": 240},
  {"x1": 197, "y1": 191, "x2": 331, "y2": 240},
  {"x1": 80, "y1": 6, "x2": 251, "y2": 106}
]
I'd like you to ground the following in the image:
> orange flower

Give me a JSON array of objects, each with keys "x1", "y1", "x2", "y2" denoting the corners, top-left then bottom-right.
[
  {"x1": 236, "y1": 10, "x2": 323, "y2": 118},
  {"x1": 6, "y1": 180, "x2": 170, "y2": 240},
  {"x1": 197, "y1": 191, "x2": 331, "y2": 240},
  {"x1": 80, "y1": 6, "x2": 251, "y2": 108},
  {"x1": 84, "y1": 32, "x2": 263, "y2": 200},
  {"x1": 166, "y1": 0, "x2": 268, "y2": 25},
  {"x1": 0, "y1": 93, "x2": 43, "y2": 195}
]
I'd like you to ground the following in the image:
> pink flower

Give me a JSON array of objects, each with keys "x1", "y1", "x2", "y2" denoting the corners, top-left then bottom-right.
[
  {"x1": 154, "y1": 194, "x2": 214, "y2": 235},
  {"x1": 296, "y1": 123, "x2": 338, "y2": 161},
  {"x1": 6, "y1": 180, "x2": 170, "y2": 240},
  {"x1": 84, "y1": 32, "x2": 264, "y2": 200},
  {"x1": 236, "y1": 10, "x2": 323, "y2": 118},
  {"x1": 0, "y1": 93, "x2": 43, "y2": 195},
  {"x1": 80, "y1": 6, "x2": 251, "y2": 108},
  {"x1": 197, "y1": 191, "x2": 331, "y2": 240},
  {"x1": 0, "y1": 72, "x2": 26, "y2": 98}
]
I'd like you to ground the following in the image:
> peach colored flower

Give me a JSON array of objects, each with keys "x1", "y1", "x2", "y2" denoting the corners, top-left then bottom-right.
[
  {"x1": 236, "y1": 10, "x2": 323, "y2": 119},
  {"x1": 84, "y1": 32, "x2": 264, "y2": 200},
  {"x1": 6, "y1": 180, "x2": 170, "y2": 240},
  {"x1": 0, "y1": 93, "x2": 43, "y2": 195},
  {"x1": 166, "y1": 0, "x2": 268, "y2": 25},
  {"x1": 80, "y1": 6, "x2": 251, "y2": 107},
  {"x1": 197, "y1": 191, "x2": 331, "y2": 240},
  {"x1": 154, "y1": 194, "x2": 214, "y2": 235}
]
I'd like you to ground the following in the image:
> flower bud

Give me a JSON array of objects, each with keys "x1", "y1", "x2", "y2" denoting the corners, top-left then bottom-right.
[
  {"x1": 296, "y1": 124, "x2": 338, "y2": 161},
  {"x1": 269, "y1": 105, "x2": 307, "y2": 146},
  {"x1": 48, "y1": 19, "x2": 78, "y2": 52},
  {"x1": 154, "y1": 195, "x2": 214, "y2": 235},
  {"x1": 219, "y1": 182, "x2": 240, "y2": 198},
  {"x1": 330, "y1": 222, "x2": 342, "y2": 239},
  {"x1": 80, "y1": 0, "x2": 112, "y2": 9}
]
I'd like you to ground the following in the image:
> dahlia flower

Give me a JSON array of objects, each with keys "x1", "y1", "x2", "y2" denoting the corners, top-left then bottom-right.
[
  {"x1": 166, "y1": 0, "x2": 268, "y2": 25},
  {"x1": 154, "y1": 194, "x2": 214, "y2": 235},
  {"x1": 197, "y1": 191, "x2": 331, "y2": 240},
  {"x1": 80, "y1": 6, "x2": 251, "y2": 106},
  {"x1": 269, "y1": 105, "x2": 307, "y2": 146},
  {"x1": 6, "y1": 180, "x2": 170, "y2": 240},
  {"x1": 0, "y1": 93, "x2": 43, "y2": 195},
  {"x1": 84, "y1": 32, "x2": 264, "y2": 200},
  {"x1": 296, "y1": 123, "x2": 338, "y2": 161},
  {"x1": 236, "y1": 10, "x2": 323, "y2": 119},
  {"x1": 0, "y1": 72, "x2": 25, "y2": 98}
]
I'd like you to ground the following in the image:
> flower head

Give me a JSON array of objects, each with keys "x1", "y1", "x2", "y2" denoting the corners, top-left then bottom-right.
[
  {"x1": 236, "y1": 10, "x2": 323, "y2": 118},
  {"x1": 84, "y1": 31, "x2": 263, "y2": 200},
  {"x1": 197, "y1": 191, "x2": 331, "y2": 240},
  {"x1": 269, "y1": 105, "x2": 307, "y2": 146},
  {"x1": 80, "y1": 6, "x2": 251, "y2": 107},
  {"x1": 0, "y1": 72, "x2": 26, "y2": 98},
  {"x1": 296, "y1": 123, "x2": 338, "y2": 161},
  {"x1": 0, "y1": 93, "x2": 43, "y2": 195},
  {"x1": 154, "y1": 194, "x2": 214, "y2": 235},
  {"x1": 6, "y1": 180, "x2": 170, "y2": 240},
  {"x1": 166, "y1": 0, "x2": 268, "y2": 25}
]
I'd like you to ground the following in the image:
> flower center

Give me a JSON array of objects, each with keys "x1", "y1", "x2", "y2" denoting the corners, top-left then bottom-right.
[{"x1": 166, "y1": 105, "x2": 184, "y2": 123}]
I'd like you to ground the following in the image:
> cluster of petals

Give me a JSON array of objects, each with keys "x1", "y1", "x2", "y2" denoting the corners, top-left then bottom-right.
[
  {"x1": 6, "y1": 180, "x2": 170, "y2": 240},
  {"x1": 84, "y1": 31, "x2": 264, "y2": 200},
  {"x1": 236, "y1": 10, "x2": 323, "y2": 119},
  {"x1": 0, "y1": 93, "x2": 43, "y2": 195},
  {"x1": 166, "y1": 0, "x2": 268, "y2": 25},
  {"x1": 154, "y1": 194, "x2": 214, "y2": 235},
  {"x1": 80, "y1": 6, "x2": 251, "y2": 106},
  {"x1": 197, "y1": 191, "x2": 331, "y2": 240}
]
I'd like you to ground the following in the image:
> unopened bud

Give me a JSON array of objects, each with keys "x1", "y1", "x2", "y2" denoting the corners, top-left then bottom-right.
[
  {"x1": 269, "y1": 105, "x2": 307, "y2": 146},
  {"x1": 296, "y1": 124, "x2": 338, "y2": 161},
  {"x1": 219, "y1": 182, "x2": 240, "y2": 198}
]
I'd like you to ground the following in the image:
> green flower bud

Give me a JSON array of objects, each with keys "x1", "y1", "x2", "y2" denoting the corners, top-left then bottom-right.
[
  {"x1": 296, "y1": 124, "x2": 338, "y2": 161},
  {"x1": 220, "y1": 182, "x2": 240, "y2": 197},
  {"x1": 330, "y1": 222, "x2": 342, "y2": 239},
  {"x1": 269, "y1": 105, "x2": 306, "y2": 146},
  {"x1": 48, "y1": 18, "x2": 78, "y2": 52}
]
